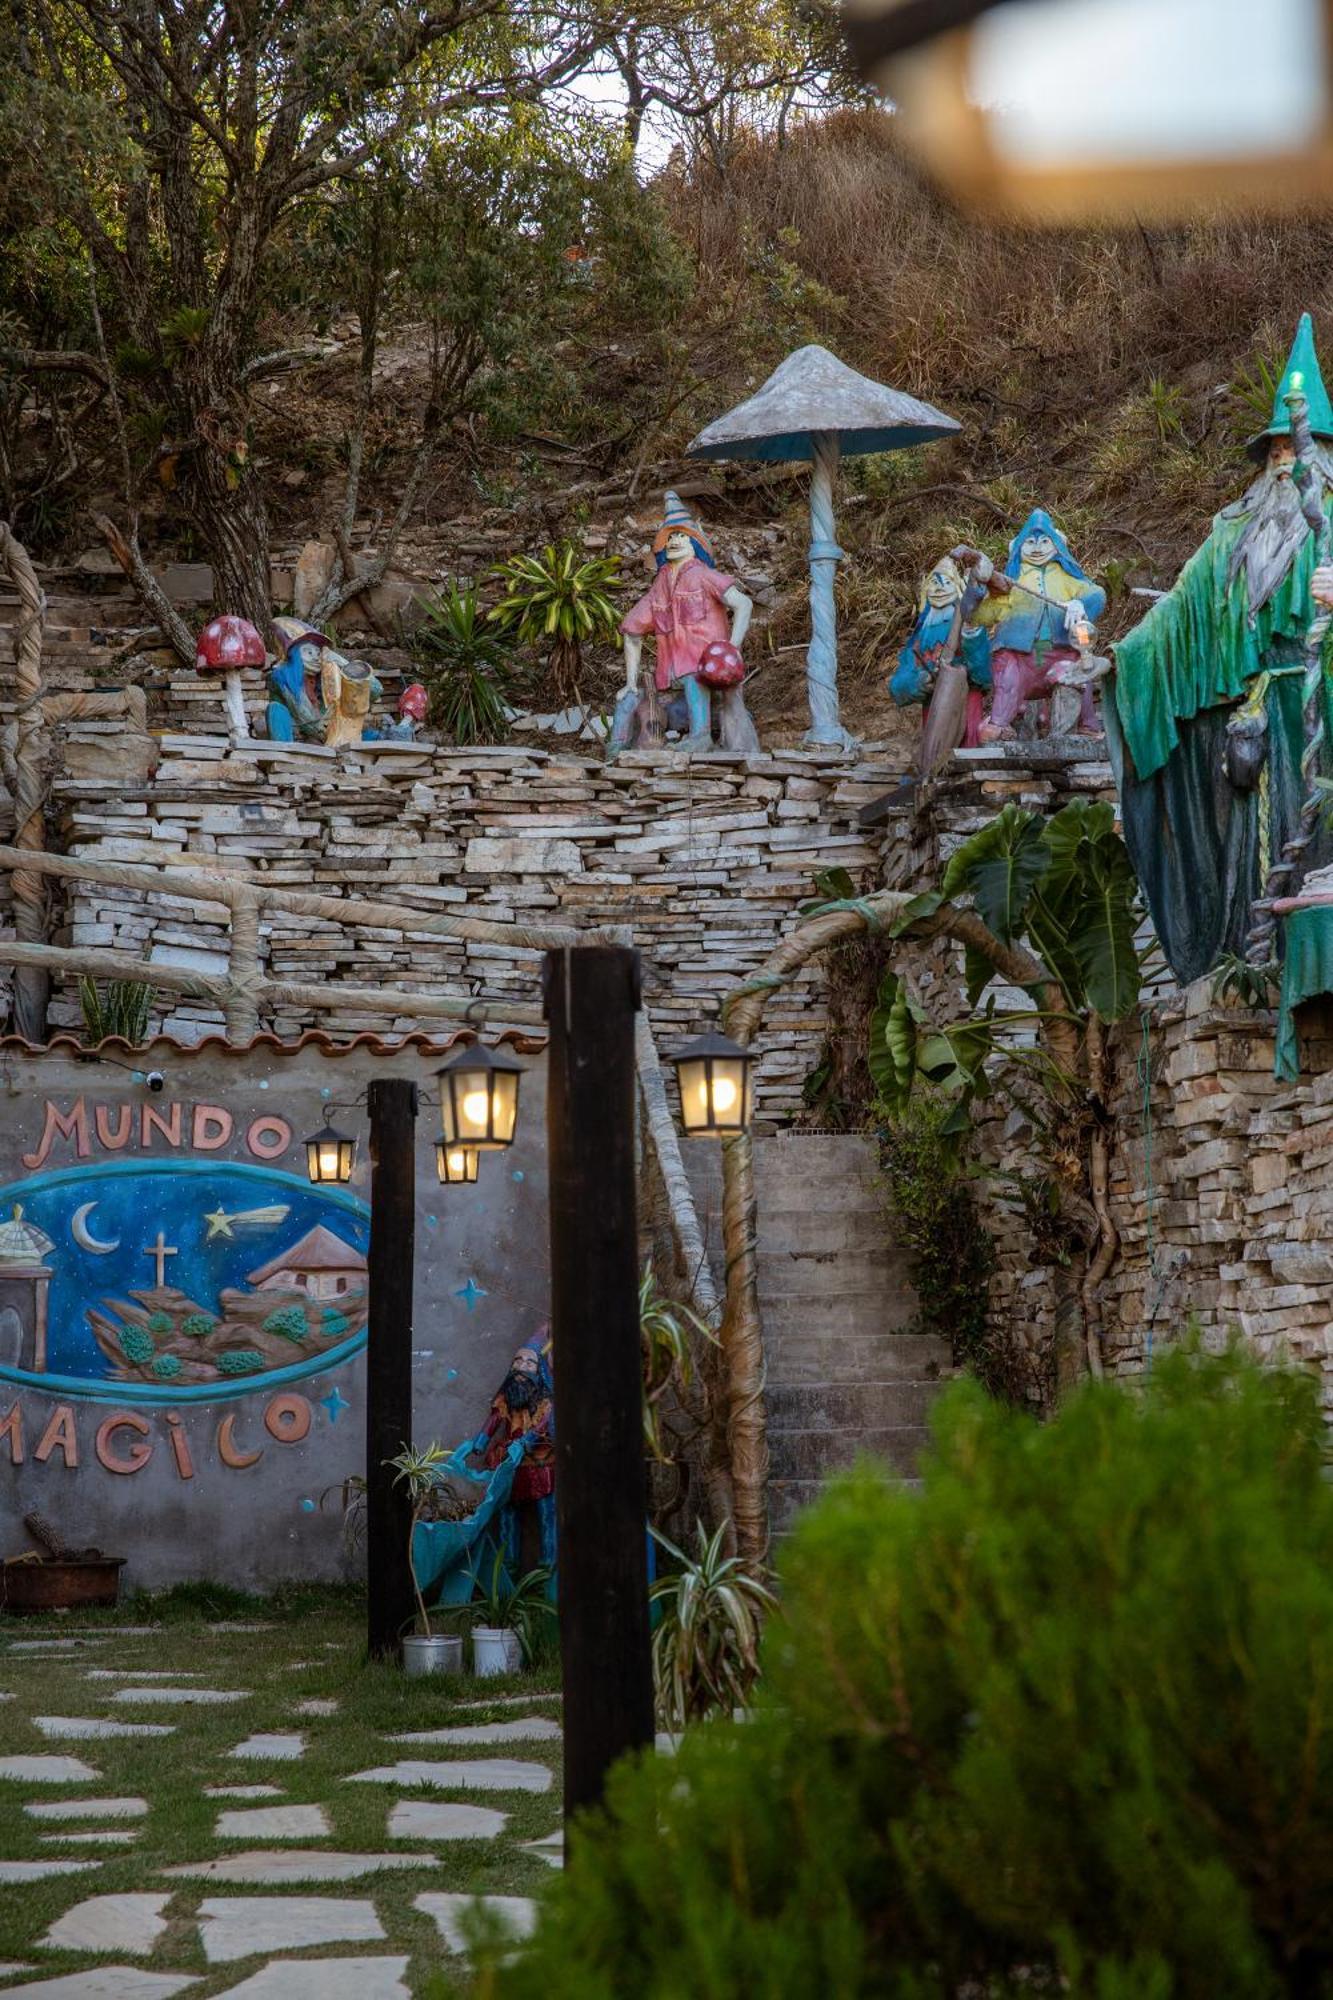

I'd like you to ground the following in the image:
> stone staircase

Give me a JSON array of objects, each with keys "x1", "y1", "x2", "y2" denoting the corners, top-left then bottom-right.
[{"x1": 686, "y1": 1131, "x2": 951, "y2": 1533}]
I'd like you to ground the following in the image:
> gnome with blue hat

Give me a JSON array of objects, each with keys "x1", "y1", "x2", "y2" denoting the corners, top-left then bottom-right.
[
  {"x1": 953, "y1": 510, "x2": 1106, "y2": 741},
  {"x1": 1109, "y1": 314, "x2": 1333, "y2": 993}
]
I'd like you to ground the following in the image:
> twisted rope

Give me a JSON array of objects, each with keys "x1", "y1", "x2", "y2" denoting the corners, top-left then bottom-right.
[{"x1": 0, "y1": 522, "x2": 49, "y2": 1040}]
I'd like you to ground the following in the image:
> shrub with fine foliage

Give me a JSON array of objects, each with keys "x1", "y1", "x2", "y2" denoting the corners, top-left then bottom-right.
[{"x1": 477, "y1": 1351, "x2": 1333, "y2": 1999}]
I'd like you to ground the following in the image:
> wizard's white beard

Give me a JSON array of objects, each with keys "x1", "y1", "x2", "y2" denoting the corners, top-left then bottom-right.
[{"x1": 1227, "y1": 454, "x2": 1333, "y2": 615}]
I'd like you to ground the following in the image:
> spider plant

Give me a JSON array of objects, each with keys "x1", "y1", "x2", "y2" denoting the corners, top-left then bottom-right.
[
  {"x1": 470, "y1": 1547, "x2": 556, "y2": 1665},
  {"x1": 488, "y1": 540, "x2": 622, "y2": 709},
  {"x1": 650, "y1": 1520, "x2": 777, "y2": 1729}
]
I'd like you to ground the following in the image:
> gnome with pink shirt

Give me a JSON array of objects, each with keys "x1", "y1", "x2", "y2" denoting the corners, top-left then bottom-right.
[{"x1": 614, "y1": 492, "x2": 758, "y2": 754}]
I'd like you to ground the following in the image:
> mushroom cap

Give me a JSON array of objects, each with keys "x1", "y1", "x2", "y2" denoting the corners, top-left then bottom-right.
[
  {"x1": 687, "y1": 343, "x2": 959, "y2": 464},
  {"x1": 195, "y1": 614, "x2": 267, "y2": 672}
]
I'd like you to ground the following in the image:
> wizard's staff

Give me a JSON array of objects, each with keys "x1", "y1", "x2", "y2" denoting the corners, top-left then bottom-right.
[{"x1": 1245, "y1": 373, "x2": 1332, "y2": 966}]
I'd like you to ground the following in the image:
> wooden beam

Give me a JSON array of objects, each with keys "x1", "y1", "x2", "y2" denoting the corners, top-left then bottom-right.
[{"x1": 366, "y1": 1077, "x2": 419, "y2": 1659}]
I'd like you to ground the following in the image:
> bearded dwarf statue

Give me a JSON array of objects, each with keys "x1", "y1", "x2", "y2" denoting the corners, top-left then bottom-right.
[{"x1": 1108, "y1": 315, "x2": 1333, "y2": 984}]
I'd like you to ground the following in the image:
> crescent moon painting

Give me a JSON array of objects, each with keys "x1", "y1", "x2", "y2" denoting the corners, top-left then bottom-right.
[{"x1": 71, "y1": 1201, "x2": 120, "y2": 1255}]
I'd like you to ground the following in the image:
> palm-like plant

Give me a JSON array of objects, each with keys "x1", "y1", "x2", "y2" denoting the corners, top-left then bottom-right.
[
  {"x1": 412, "y1": 581, "x2": 516, "y2": 744},
  {"x1": 488, "y1": 541, "x2": 622, "y2": 709},
  {"x1": 650, "y1": 1521, "x2": 777, "y2": 1729},
  {"x1": 387, "y1": 1440, "x2": 451, "y2": 1638}
]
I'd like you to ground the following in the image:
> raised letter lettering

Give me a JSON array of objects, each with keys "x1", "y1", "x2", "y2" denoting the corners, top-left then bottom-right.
[
  {"x1": 217, "y1": 1413, "x2": 263, "y2": 1469},
  {"x1": 164, "y1": 1411, "x2": 195, "y2": 1481},
  {"x1": 94, "y1": 1103, "x2": 133, "y2": 1150},
  {"x1": 264, "y1": 1393, "x2": 312, "y2": 1444},
  {"x1": 191, "y1": 1105, "x2": 233, "y2": 1152},
  {"x1": 23, "y1": 1099, "x2": 90, "y2": 1170},
  {"x1": 0, "y1": 1402, "x2": 23, "y2": 1464},
  {"x1": 140, "y1": 1102, "x2": 182, "y2": 1149},
  {"x1": 246, "y1": 1115, "x2": 292, "y2": 1161},
  {"x1": 95, "y1": 1411, "x2": 152, "y2": 1475},
  {"x1": 34, "y1": 1403, "x2": 78, "y2": 1468}
]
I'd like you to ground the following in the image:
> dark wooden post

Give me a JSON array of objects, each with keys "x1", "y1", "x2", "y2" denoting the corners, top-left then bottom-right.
[
  {"x1": 366, "y1": 1076, "x2": 418, "y2": 1660},
  {"x1": 544, "y1": 944, "x2": 654, "y2": 1828}
]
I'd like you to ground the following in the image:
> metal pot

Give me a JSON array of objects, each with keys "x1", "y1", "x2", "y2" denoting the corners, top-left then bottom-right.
[{"x1": 402, "y1": 1633, "x2": 463, "y2": 1677}]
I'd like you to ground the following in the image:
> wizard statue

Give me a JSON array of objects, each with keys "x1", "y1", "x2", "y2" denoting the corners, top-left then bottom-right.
[
  {"x1": 266, "y1": 616, "x2": 382, "y2": 747},
  {"x1": 1109, "y1": 314, "x2": 1333, "y2": 986},
  {"x1": 955, "y1": 510, "x2": 1105, "y2": 742},
  {"x1": 467, "y1": 1332, "x2": 556, "y2": 1578},
  {"x1": 614, "y1": 492, "x2": 758, "y2": 754},
  {"x1": 890, "y1": 552, "x2": 993, "y2": 750}
]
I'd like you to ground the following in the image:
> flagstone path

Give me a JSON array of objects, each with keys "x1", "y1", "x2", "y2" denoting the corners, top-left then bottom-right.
[{"x1": 0, "y1": 1607, "x2": 564, "y2": 1993}]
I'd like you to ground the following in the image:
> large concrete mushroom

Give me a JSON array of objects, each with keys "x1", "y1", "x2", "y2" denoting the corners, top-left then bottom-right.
[
  {"x1": 687, "y1": 344, "x2": 960, "y2": 747},
  {"x1": 195, "y1": 614, "x2": 266, "y2": 745}
]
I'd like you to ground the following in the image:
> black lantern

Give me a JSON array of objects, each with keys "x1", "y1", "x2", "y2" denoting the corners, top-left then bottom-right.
[
  {"x1": 436, "y1": 1040, "x2": 525, "y2": 1152},
  {"x1": 672, "y1": 1028, "x2": 754, "y2": 1139},
  {"x1": 435, "y1": 1138, "x2": 480, "y2": 1185},
  {"x1": 304, "y1": 1120, "x2": 356, "y2": 1184}
]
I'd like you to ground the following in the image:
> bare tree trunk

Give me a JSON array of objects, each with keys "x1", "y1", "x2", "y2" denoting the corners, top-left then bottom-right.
[{"x1": 0, "y1": 523, "x2": 49, "y2": 1040}]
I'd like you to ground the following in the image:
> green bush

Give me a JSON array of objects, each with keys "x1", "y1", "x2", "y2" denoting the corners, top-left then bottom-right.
[
  {"x1": 150, "y1": 1353, "x2": 182, "y2": 1380},
  {"x1": 146, "y1": 1311, "x2": 174, "y2": 1336},
  {"x1": 181, "y1": 1312, "x2": 216, "y2": 1338},
  {"x1": 480, "y1": 1351, "x2": 1333, "y2": 1999},
  {"x1": 118, "y1": 1326, "x2": 155, "y2": 1363},
  {"x1": 217, "y1": 1348, "x2": 265, "y2": 1376},
  {"x1": 262, "y1": 1304, "x2": 309, "y2": 1343}
]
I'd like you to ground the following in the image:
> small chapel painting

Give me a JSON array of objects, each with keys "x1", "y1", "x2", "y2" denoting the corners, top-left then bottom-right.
[{"x1": 0, "y1": 1160, "x2": 370, "y2": 1403}]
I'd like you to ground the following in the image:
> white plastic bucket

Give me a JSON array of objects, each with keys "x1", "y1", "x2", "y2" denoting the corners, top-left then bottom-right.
[{"x1": 472, "y1": 1625, "x2": 523, "y2": 1677}]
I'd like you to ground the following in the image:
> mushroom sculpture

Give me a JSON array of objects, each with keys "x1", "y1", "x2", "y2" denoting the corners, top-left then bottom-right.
[
  {"x1": 687, "y1": 344, "x2": 960, "y2": 748},
  {"x1": 195, "y1": 615, "x2": 266, "y2": 745}
]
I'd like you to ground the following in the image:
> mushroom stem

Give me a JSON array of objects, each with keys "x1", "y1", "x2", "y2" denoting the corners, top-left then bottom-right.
[
  {"x1": 223, "y1": 670, "x2": 250, "y2": 744},
  {"x1": 803, "y1": 431, "x2": 855, "y2": 749}
]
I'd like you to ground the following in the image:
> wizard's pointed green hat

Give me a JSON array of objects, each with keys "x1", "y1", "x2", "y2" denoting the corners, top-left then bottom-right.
[{"x1": 1247, "y1": 312, "x2": 1333, "y2": 461}]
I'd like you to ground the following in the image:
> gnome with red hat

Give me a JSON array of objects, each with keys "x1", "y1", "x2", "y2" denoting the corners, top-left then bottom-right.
[{"x1": 613, "y1": 492, "x2": 759, "y2": 754}]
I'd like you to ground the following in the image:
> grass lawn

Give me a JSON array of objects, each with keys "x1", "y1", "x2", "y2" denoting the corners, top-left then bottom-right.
[{"x1": 0, "y1": 1583, "x2": 562, "y2": 1994}]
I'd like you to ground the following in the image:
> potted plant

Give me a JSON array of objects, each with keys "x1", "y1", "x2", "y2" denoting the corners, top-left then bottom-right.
[
  {"x1": 650, "y1": 1521, "x2": 777, "y2": 1730},
  {"x1": 470, "y1": 1548, "x2": 554, "y2": 1678},
  {"x1": 387, "y1": 1441, "x2": 465, "y2": 1676}
]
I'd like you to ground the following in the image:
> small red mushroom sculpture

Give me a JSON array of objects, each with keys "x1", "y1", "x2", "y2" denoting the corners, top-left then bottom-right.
[{"x1": 195, "y1": 615, "x2": 267, "y2": 744}]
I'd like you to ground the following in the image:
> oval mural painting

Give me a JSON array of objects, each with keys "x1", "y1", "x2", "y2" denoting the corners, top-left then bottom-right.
[{"x1": 0, "y1": 1160, "x2": 369, "y2": 1405}]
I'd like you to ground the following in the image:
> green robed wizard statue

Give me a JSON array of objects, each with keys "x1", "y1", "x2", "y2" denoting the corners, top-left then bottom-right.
[{"x1": 1110, "y1": 315, "x2": 1333, "y2": 983}]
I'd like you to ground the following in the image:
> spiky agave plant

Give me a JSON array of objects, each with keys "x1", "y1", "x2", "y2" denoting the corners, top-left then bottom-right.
[
  {"x1": 78, "y1": 976, "x2": 155, "y2": 1046},
  {"x1": 488, "y1": 541, "x2": 622, "y2": 710},
  {"x1": 650, "y1": 1521, "x2": 777, "y2": 1729}
]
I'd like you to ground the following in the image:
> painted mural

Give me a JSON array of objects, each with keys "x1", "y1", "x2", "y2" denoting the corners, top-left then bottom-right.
[{"x1": 0, "y1": 1160, "x2": 369, "y2": 1406}]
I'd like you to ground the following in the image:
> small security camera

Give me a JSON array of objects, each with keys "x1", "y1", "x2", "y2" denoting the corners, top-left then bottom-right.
[{"x1": 145, "y1": 1070, "x2": 166, "y2": 1093}]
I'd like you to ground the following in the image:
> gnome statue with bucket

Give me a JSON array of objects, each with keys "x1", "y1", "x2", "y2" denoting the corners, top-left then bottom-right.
[{"x1": 612, "y1": 493, "x2": 758, "y2": 754}]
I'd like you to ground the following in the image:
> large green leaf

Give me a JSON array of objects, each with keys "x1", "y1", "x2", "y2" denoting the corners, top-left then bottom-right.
[
  {"x1": 940, "y1": 804, "x2": 1049, "y2": 943},
  {"x1": 964, "y1": 941, "x2": 998, "y2": 1006},
  {"x1": 867, "y1": 970, "x2": 921, "y2": 1111},
  {"x1": 1038, "y1": 799, "x2": 1141, "y2": 1019}
]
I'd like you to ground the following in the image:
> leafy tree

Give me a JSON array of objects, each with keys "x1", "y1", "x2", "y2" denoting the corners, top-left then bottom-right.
[
  {"x1": 0, "y1": 0, "x2": 631, "y2": 646},
  {"x1": 473, "y1": 1350, "x2": 1333, "y2": 2000}
]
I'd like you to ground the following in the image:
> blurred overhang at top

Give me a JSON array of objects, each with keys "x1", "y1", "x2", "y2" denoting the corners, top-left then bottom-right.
[{"x1": 841, "y1": 0, "x2": 1333, "y2": 221}]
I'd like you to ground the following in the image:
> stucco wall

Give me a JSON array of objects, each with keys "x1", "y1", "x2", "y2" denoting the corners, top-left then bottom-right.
[{"x1": 0, "y1": 1034, "x2": 550, "y2": 1591}]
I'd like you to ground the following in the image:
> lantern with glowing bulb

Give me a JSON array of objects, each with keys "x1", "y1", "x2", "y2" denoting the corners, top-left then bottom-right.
[
  {"x1": 435, "y1": 1139, "x2": 480, "y2": 1185},
  {"x1": 435, "y1": 1040, "x2": 525, "y2": 1152},
  {"x1": 672, "y1": 1028, "x2": 754, "y2": 1139},
  {"x1": 303, "y1": 1119, "x2": 356, "y2": 1184}
]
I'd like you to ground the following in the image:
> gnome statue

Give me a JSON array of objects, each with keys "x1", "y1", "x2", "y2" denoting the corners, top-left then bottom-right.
[
  {"x1": 613, "y1": 492, "x2": 757, "y2": 754},
  {"x1": 467, "y1": 1332, "x2": 556, "y2": 1579},
  {"x1": 266, "y1": 616, "x2": 382, "y2": 747},
  {"x1": 953, "y1": 510, "x2": 1106, "y2": 741},
  {"x1": 1110, "y1": 313, "x2": 1333, "y2": 984},
  {"x1": 889, "y1": 552, "x2": 993, "y2": 755}
]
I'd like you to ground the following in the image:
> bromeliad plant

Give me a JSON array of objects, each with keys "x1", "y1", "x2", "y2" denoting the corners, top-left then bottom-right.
[
  {"x1": 650, "y1": 1520, "x2": 777, "y2": 1729},
  {"x1": 488, "y1": 540, "x2": 622, "y2": 710}
]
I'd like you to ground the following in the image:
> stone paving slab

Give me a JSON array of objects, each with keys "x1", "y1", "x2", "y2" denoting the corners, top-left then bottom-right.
[
  {"x1": 452, "y1": 1695, "x2": 562, "y2": 1711},
  {"x1": 40, "y1": 1892, "x2": 170, "y2": 1956},
  {"x1": 197, "y1": 1895, "x2": 385, "y2": 1963},
  {"x1": 25, "y1": 1796, "x2": 148, "y2": 1820},
  {"x1": 0, "y1": 1756, "x2": 99, "y2": 1784},
  {"x1": 204, "y1": 1785, "x2": 284, "y2": 1800},
  {"x1": 213, "y1": 1956, "x2": 410, "y2": 1997},
  {"x1": 214, "y1": 1805, "x2": 330, "y2": 1841},
  {"x1": 0, "y1": 1859, "x2": 101, "y2": 1882},
  {"x1": 207, "y1": 1622, "x2": 273, "y2": 1633},
  {"x1": 165, "y1": 1850, "x2": 441, "y2": 1884},
  {"x1": 35, "y1": 1717, "x2": 175, "y2": 1741},
  {"x1": 0, "y1": 1972, "x2": 195, "y2": 1998},
  {"x1": 86, "y1": 1671, "x2": 203, "y2": 1682},
  {"x1": 41, "y1": 1830, "x2": 140, "y2": 1846},
  {"x1": 228, "y1": 1733, "x2": 305, "y2": 1761},
  {"x1": 414, "y1": 1891, "x2": 539, "y2": 1954},
  {"x1": 344, "y1": 1759, "x2": 553, "y2": 1794},
  {"x1": 387, "y1": 1800, "x2": 508, "y2": 1841},
  {"x1": 389, "y1": 1717, "x2": 561, "y2": 1747},
  {"x1": 520, "y1": 1832, "x2": 563, "y2": 1869},
  {"x1": 293, "y1": 1698, "x2": 338, "y2": 1717},
  {"x1": 8, "y1": 1639, "x2": 111, "y2": 1654},
  {"x1": 111, "y1": 1687, "x2": 250, "y2": 1707}
]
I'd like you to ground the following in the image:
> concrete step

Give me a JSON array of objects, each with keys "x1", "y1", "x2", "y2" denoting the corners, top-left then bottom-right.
[
  {"x1": 760, "y1": 1293, "x2": 919, "y2": 1340},
  {"x1": 768, "y1": 1424, "x2": 932, "y2": 1480},
  {"x1": 759, "y1": 1260, "x2": 918, "y2": 1304},
  {"x1": 757, "y1": 1214, "x2": 891, "y2": 1255},
  {"x1": 763, "y1": 1333, "x2": 950, "y2": 1384},
  {"x1": 766, "y1": 1380, "x2": 939, "y2": 1431},
  {"x1": 770, "y1": 1474, "x2": 921, "y2": 1534}
]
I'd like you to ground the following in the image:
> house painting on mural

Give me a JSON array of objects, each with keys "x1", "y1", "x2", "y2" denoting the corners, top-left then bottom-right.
[{"x1": 0, "y1": 1159, "x2": 370, "y2": 1405}]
